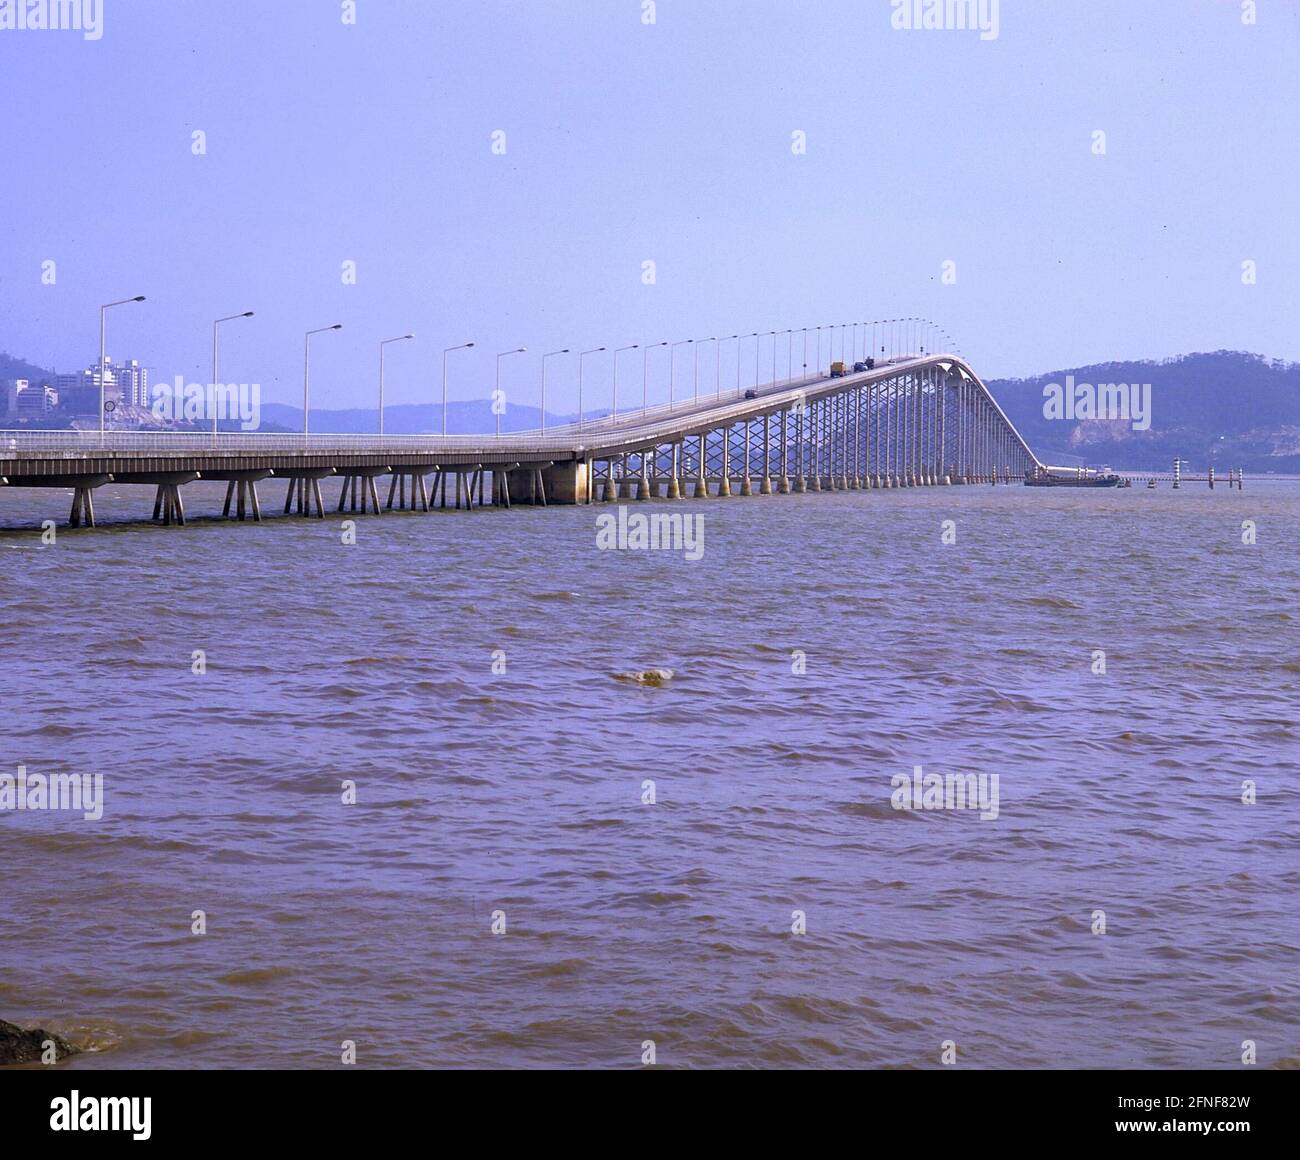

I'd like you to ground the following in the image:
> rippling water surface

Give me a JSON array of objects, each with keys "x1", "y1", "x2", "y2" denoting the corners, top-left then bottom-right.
[{"x1": 2, "y1": 479, "x2": 1297, "y2": 1069}]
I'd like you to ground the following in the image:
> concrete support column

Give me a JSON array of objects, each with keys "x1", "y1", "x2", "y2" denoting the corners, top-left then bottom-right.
[
  {"x1": 69, "y1": 485, "x2": 97, "y2": 528},
  {"x1": 778, "y1": 409, "x2": 791, "y2": 493},
  {"x1": 693, "y1": 433, "x2": 709, "y2": 498},
  {"x1": 760, "y1": 413, "x2": 773, "y2": 494},
  {"x1": 740, "y1": 419, "x2": 753, "y2": 495},
  {"x1": 637, "y1": 448, "x2": 652, "y2": 500}
]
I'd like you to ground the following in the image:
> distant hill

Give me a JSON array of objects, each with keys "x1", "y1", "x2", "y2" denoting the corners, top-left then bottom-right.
[
  {"x1": 0, "y1": 353, "x2": 55, "y2": 385},
  {"x1": 988, "y1": 351, "x2": 1300, "y2": 473}
]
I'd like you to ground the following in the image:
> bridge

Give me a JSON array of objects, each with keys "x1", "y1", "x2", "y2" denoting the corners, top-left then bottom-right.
[{"x1": 0, "y1": 353, "x2": 1039, "y2": 528}]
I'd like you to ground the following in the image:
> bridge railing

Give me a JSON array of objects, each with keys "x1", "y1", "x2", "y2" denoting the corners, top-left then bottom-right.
[{"x1": 0, "y1": 430, "x2": 579, "y2": 454}]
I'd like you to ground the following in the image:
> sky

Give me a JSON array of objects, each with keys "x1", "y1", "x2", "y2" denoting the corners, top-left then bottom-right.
[{"x1": 1, "y1": 0, "x2": 1296, "y2": 418}]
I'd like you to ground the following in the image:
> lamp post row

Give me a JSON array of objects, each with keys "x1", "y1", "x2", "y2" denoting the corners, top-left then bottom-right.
[{"x1": 93, "y1": 302, "x2": 955, "y2": 444}]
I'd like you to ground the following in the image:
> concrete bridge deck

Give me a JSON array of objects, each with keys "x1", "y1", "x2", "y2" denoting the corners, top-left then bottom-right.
[{"x1": 0, "y1": 354, "x2": 1040, "y2": 527}]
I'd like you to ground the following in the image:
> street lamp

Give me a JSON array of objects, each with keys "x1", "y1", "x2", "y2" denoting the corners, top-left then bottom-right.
[
  {"x1": 694, "y1": 337, "x2": 716, "y2": 398},
  {"x1": 211, "y1": 310, "x2": 253, "y2": 443},
  {"x1": 741, "y1": 333, "x2": 757, "y2": 394},
  {"x1": 611, "y1": 344, "x2": 638, "y2": 420},
  {"x1": 495, "y1": 347, "x2": 526, "y2": 436},
  {"x1": 669, "y1": 338, "x2": 693, "y2": 407},
  {"x1": 643, "y1": 341, "x2": 668, "y2": 413},
  {"x1": 717, "y1": 336, "x2": 735, "y2": 397},
  {"x1": 379, "y1": 333, "x2": 414, "y2": 438},
  {"x1": 541, "y1": 349, "x2": 570, "y2": 433},
  {"x1": 441, "y1": 342, "x2": 474, "y2": 436},
  {"x1": 578, "y1": 346, "x2": 605, "y2": 428},
  {"x1": 99, "y1": 295, "x2": 145, "y2": 444},
  {"x1": 303, "y1": 323, "x2": 342, "y2": 438}
]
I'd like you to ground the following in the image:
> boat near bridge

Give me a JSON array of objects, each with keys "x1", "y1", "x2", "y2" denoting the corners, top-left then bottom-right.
[{"x1": 1024, "y1": 464, "x2": 1122, "y2": 488}]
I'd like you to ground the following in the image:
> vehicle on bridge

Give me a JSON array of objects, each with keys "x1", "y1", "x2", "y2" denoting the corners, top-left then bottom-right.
[
  {"x1": 830, "y1": 361, "x2": 848, "y2": 377},
  {"x1": 743, "y1": 389, "x2": 758, "y2": 399}
]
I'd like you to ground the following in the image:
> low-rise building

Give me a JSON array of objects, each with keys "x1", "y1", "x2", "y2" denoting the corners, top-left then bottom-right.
[{"x1": 15, "y1": 382, "x2": 58, "y2": 416}]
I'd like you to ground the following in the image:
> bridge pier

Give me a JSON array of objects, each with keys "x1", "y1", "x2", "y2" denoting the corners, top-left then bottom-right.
[
  {"x1": 387, "y1": 468, "x2": 434, "y2": 511},
  {"x1": 143, "y1": 472, "x2": 200, "y2": 526},
  {"x1": 665, "y1": 444, "x2": 682, "y2": 499},
  {"x1": 502, "y1": 465, "x2": 551, "y2": 506},
  {"x1": 19, "y1": 474, "x2": 112, "y2": 529},
  {"x1": 666, "y1": 446, "x2": 682, "y2": 499},
  {"x1": 276, "y1": 469, "x2": 333, "y2": 518},
  {"x1": 209, "y1": 469, "x2": 270, "y2": 522},
  {"x1": 222, "y1": 479, "x2": 263, "y2": 521},
  {"x1": 447, "y1": 470, "x2": 477, "y2": 510},
  {"x1": 530, "y1": 460, "x2": 586, "y2": 505},
  {"x1": 693, "y1": 434, "x2": 709, "y2": 498},
  {"x1": 338, "y1": 471, "x2": 385, "y2": 514},
  {"x1": 491, "y1": 470, "x2": 511, "y2": 508},
  {"x1": 154, "y1": 483, "x2": 185, "y2": 525},
  {"x1": 70, "y1": 484, "x2": 97, "y2": 528}
]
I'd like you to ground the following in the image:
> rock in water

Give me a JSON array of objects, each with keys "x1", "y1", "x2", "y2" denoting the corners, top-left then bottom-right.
[
  {"x1": 615, "y1": 668, "x2": 674, "y2": 686},
  {"x1": 0, "y1": 1019, "x2": 78, "y2": 1065}
]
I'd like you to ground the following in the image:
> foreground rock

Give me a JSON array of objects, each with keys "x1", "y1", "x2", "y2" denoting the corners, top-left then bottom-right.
[
  {"x1": 0, "y1": 1019, "x2": 78, "y2": 1065},
  {"x1": 614, "y1": 668, "x2": 674, "y2": 686}
]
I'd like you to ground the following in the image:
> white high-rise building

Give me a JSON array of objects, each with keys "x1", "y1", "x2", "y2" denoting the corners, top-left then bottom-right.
[
  {"x1": 54, "y1": 358, "x2": 149, "y2": 413},
  {"x1": 115, "y1": 359, "x2": 149, "y2": 407}
]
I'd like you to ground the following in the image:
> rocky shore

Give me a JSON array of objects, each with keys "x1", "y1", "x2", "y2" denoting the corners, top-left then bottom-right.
[{"x1": 0, "y1": 1019, "x2": 78, "y2": 1065}]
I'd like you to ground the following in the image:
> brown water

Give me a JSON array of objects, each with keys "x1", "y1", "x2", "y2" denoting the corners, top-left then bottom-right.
[{"x1": 2, "y1": 479, "x2": 1297, "y2": 1068}]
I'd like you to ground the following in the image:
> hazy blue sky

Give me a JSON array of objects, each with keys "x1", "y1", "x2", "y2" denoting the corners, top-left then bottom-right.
[{"x1": 2, "y1": 0, "x2": 1296, "y2": 417}]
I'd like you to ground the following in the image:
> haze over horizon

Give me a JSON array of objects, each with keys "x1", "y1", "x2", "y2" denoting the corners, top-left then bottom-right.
[{"x1": 2, "y1": 0, "x2": 1296, "y2": 411}]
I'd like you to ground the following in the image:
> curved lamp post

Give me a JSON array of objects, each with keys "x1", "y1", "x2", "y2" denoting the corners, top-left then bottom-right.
[
  {"x1": 643, "y1": 342, "x2": 667, "y2": 413},
  {"x1": 441, "y1": 342, "x2": 474, "y2": 436},
  {"x1": 99, "y1": 295, "x2": 145, "y2": 445},
  {"x1": 304, "y1": 323, "x2": 342, "y2": 438},
  {"x1": 212, "y1": 310, "x2": 253, "y2": 443},
  {"x1": 611, "y1": 345, "x2": 638, "y2": 421},
  {"x1": 578, "y1": 346, "x2": 605, "y2": 429},
  {"x1": 541, "y1": 349, "x2": 570, "y2": 433},
  {"x1": 495, "y1": 347, "x2": 526, "y2": 436},
  {"x1": 379, "y1": 332, "x2": 414, "y2": 438}
]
